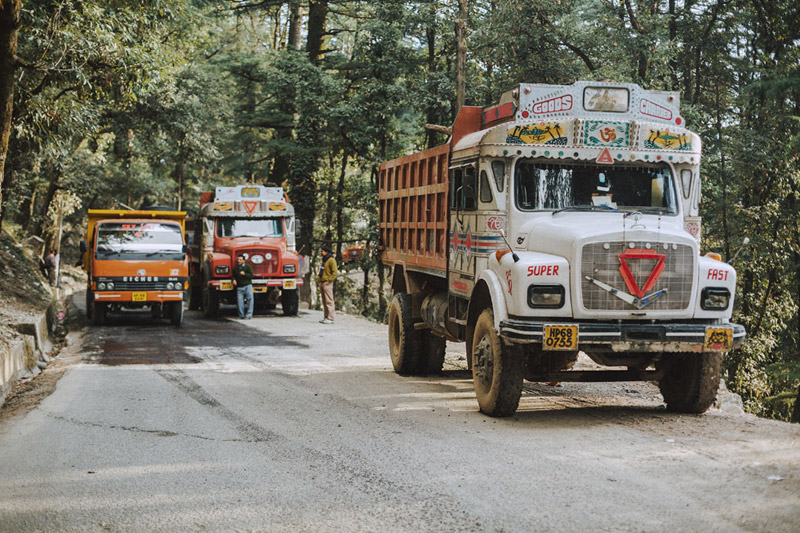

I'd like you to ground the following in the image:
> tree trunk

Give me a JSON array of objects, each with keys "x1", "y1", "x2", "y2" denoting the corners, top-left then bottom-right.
[
  {"x1": 792, "y1": 386, "x2": 800, "y2": 424},
  {"x1": 335, "y1": 152, "x2": 347, "y2": 261},
  {"x1": 33, "y1": 166, "x2": 61, "y2": 237},
  {"x1": 454, "y1": 0, "x2": 468, "y2": 114},
  {"x1": 361, "y1": 238, "x2": 370, "y2": 315},
  {"x1": 287, "y1": 0, "x2": 302, "y2": 51},
  {"x1": 175, "y1": 157, "x2": 185, "y2": 211},
  {"x1": 306, "y1": 0, "x2": 328, "y2": 65},
  {"x1": 0, "y1": 0, "x2": 21, "y2": 226}
]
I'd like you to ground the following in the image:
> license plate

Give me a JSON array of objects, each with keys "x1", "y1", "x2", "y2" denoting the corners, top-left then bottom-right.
[
  {"x1": 704, "y1": 327, "x2": 733, "y2": 351},
  {"x1": 283, "y1": 279, "x2": 296, "y2": 290},
  {"x1": 220, "y1": 280, "x2": 233, "y2": 291},
  {"x1": 543, "y1": 325, "x2": 578, "y2": 351},
  {"x1": 253, "y1": 286, "x2": 267, "y2": 293},
  {"x1": 132, "y1": 292, "x2": 147, "y2": 302}
]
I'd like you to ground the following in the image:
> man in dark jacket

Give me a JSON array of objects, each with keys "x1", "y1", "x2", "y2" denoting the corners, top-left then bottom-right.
[{"x1": 233, "y1": 255, "x2": 254, "y2": 319}]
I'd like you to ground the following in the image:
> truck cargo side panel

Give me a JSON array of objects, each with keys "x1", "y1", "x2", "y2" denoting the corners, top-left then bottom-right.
[{"x1": 378, "y1": 144, "x2": 450, "y2": 273}]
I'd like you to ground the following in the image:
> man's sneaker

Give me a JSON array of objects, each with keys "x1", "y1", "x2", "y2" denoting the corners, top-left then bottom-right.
[{"x1": 319, "y1": 319, "x2": 334, "y2": 324}]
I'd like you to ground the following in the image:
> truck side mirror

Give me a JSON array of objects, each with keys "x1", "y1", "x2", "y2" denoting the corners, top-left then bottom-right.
[
  {"x1": 295, "y1": 220, "x2": 302, "y2": 239},
  {"x1": 183, "y1": 244, "x2": 190, "y2": 254},
  {"x1": 80, "y1": 240, "x2": 87, "y2": 253}
]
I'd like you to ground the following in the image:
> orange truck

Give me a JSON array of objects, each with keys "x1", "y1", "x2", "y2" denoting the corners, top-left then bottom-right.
[
  {"x1": 188, "y1": 185, "x2": 302, "y2": 317},
  {"x1": 80, "y1": 209, "x2": 189, "y2": 326}
]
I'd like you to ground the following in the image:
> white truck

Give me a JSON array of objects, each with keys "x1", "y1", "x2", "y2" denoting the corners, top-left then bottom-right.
[{"x1": 378, "y1": 81, "x2": 745, "y2": 417}]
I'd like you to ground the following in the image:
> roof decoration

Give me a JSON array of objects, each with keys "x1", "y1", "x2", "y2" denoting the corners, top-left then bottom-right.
[{"x1": 516, "y1": 81, "x2": 682, "y2": 127}]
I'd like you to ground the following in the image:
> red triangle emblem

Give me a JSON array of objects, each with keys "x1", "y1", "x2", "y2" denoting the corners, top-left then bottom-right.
[
  {"x1": 596, "y1": 147, "x2": 614, "y2": 164},
  {"x1": 242, "y1": 201, "x2": 259, "y2": 215},
  {"x1": 618, "y1": 249, "x2": 665, "y2": 298}
]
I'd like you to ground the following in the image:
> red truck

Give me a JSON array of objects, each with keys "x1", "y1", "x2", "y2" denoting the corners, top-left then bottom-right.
[
  {"x1": 188, "y1": 185, "x2": 302, "y2": 317},
  {"x1": 379, "y1": 81, "x2": 744, "y2": 417}
]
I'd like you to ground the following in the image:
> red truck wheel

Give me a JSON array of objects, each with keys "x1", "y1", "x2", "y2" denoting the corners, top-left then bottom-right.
[
  {"x1": 471, "y1": 308, "x2": 524, "y2": 417},
  {"x1": 281, "y1": 290, "x2": 299, "y2": 316},
  {"x1": 202, "y1": 282, "x2": 220, "y2": 318}
]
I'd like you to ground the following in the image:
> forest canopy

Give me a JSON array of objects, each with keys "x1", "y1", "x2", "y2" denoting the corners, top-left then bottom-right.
[{"x1": 0, "y1": 0, "x2": 798, "y2": 421}]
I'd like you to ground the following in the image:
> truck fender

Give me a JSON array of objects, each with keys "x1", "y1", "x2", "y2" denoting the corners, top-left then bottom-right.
[
  {"x1": 203, "y1": 252, "x2": 231, "y2": 285},
  {"x1": 476, "y1": 269, "x2": 509, "y2": 329},
  {"x1": 390, "y1": 263, "x2": 428, "y2": 295}
]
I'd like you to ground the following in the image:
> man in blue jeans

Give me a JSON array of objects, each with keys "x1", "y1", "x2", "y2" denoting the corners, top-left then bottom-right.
[{"x1": 233, "y1": 255, "x2": 254, "y2": 319}]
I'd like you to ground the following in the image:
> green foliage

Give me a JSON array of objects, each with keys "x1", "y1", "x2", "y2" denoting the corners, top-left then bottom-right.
[{"x1": 3, "y1": 0, "x2": 800, "y2": 420}]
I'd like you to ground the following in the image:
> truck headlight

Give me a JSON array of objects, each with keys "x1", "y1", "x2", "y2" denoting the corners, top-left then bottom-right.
[
  {"x1": 528, "y1": 285, "x2": 565, "y2": 308},
  {"x1": 701, "y1": 288, "x2": 730, "y2": 310},
  {"x1": 215, "y1": 265, "x2": 229, "y2": 275},
  {"x1": 98, "y1": 282, "x2": 106, "y2": 290},
  {"x1": 251, "y1": 254, "x2": 264, "y2": 264},
  {"x1": 106, "y1": 282, "x2": 114, "y2": 290},
  {"x1": 283, "y1": 264, "x2": 296, "y2": 274},
  {"x1": 166, "y1": 282, "x2": 175, "y2": 290}
]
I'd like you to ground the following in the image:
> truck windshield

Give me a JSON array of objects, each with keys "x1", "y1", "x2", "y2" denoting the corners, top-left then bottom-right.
[
  {"x1": 96, "y1": 222, "x2": 184, "y2": 260},
  {"x1": 514, "y1": 160, "x2": 677, "y2": 214},
  {"x1": 216, "y1": 218, "x2": 283, "y2": 238}
]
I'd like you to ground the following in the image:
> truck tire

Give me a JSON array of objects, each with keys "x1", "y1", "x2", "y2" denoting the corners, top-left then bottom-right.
[
  {"x1": 170, "y1": 301, "x2": 184, "y2": 326},
  {"x1": 202, "y1": 282, "x2": 220, "y2": 318},
  {"x1": 388, "y1": 293, "x2": 420, "y2": 375},
  {"x1": 92, "y1": 302, "x2": 106, "y2": 326},
  {"x1": 188, "y1": 284, "x2": 202, "y2": 310},
  {"x1": 657, "y1": 352, "x2": 722, "y2": 413},
  {"x1": 471, "y1": 308, "x2": 525, "y2": 417},
  {"x1": 86, "y1": 290, "x2": 94, "y2": 319},
  {"x1": 415, "y1": 331, "x2": 446, "y2": 375},
  {"x1": 281, "y1": 289, "x2": 299, "y2": 316}
]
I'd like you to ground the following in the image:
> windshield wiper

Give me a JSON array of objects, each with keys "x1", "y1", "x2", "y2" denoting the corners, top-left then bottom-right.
[
  {"x1": 632, "y1": 207, "x2": 672, "y2": 215},
  {"x1": 552, "y1": 204, "x2": 618, "y2": 215},
  {"x1": 145, "y1": 249, "x2": 182, "y2": 257}
]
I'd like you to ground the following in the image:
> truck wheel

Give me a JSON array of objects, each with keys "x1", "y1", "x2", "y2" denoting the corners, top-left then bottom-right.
[
  {"x1": 86, "y1": 290, "x2": 94, "y2": 319},
  {"x1": 388, "y1": 293, "x2": 420, "y2": 375},
  {"x1": 415, "y1": 332, "x2": 446, "y2": 375},
  {"x1": 92, "y1": 302, "x2": 106, "y2": 326},
  {"x1": 281, "y1": 290, "x2": 299, "y2": 316},
  {"x1": 170, "y1": 301, "x2": 184, "y2": 327},
  {"x1": 657, "y1": 352, "x2": 722, "y2": 413},
  {"x1": 202, "y1": 282, "x2": 220, "y2": 318},
  {"x1": 471, "y1": 308, "x2": 524, "y2": 417},
  {"x1": 188, "y1": 284, "x2": 202, "y2": 311}
]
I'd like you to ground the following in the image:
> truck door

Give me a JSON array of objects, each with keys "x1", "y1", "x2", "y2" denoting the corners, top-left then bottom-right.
[{"x1": 449, "y1": 162, "x2": 479, "y2": 294}]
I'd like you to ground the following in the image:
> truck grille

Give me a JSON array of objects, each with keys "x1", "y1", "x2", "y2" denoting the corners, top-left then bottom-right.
[
  {"x1": 580, "y1": 241, "x2": 694, "y2": 311},
  {"x1": 237, "y1": 249, "x2": 279, "y2": 276}
]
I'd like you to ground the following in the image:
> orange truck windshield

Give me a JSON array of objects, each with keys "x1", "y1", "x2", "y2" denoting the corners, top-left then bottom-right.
[{"x1": 96, "y1": 222, "x2": 184, "y2": 260}]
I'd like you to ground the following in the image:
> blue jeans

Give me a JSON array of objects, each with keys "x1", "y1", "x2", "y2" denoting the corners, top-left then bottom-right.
[{"x1": 237, "y1": 284, "x2": 254, "y2": 318}]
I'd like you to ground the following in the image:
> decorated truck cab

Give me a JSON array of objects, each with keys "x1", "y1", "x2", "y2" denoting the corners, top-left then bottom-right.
[
  {"x1": 188, "y1": 185, "x2": 302, "y2": 317},
  {"x1": 378, "y1": 81, "x2": 745, "y2": 417}
]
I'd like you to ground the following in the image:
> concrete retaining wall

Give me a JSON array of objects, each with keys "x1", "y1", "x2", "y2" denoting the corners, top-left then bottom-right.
[{"x1": 0, "y1": 301, "x2": 59, "y2": 407}]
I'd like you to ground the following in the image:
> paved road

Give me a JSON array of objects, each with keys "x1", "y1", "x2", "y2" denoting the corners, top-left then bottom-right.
[{"x1": 0, "y1": 294, "x2": 799, "y2": 531}]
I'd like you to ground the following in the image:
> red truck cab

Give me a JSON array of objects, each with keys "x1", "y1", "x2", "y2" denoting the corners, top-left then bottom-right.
[{"x1": 188, "y1": 185, "x2": 302, "y2": 317}]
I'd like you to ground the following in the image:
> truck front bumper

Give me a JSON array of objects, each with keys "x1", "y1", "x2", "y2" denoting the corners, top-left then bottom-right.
[
  {"x1": 210, "y1": 278, "x2": 304, "y2": 292},
  {"x1": 499, "y1": 319, "x2": 746, "y2": 353},
  {"x1": 92, "y1": 290, "x2": 185, "y2": 304}
]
